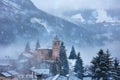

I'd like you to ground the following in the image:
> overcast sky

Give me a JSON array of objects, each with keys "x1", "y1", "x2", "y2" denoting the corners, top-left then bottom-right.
[{"x1": 31, "y1": 0, "x2": 120, "y2": 13}]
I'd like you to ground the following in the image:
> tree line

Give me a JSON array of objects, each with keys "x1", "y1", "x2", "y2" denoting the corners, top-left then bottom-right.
[
  {"x1": 57, "y1": 42, "x2": 120, "y2": 80},
  {"x1": 25, "y1": 41, "x2": 120, "y2": 80}
]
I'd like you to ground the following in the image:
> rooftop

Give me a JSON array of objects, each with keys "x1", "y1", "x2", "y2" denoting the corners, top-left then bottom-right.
[
  {"x1": 1, "y1": 72, "x2": 12, "y2": 77},
  {"x1": 31, "y1": 68, "x2": 50, "y2": 75},
  {"x1": 8, "y1": 70, "x2": 19, "y2": 75}
]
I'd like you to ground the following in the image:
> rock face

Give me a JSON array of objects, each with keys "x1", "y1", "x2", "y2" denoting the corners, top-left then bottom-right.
[
  {"x1": 0, "y1": 0, "x2": 111, "y2": 47},
  {"x1": 63, "y1": 9, "x2": 120, "y2": 43}
]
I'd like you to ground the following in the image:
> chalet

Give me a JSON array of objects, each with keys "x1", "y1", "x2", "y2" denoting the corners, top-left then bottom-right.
[{"x1": 0, "y1": 71, "x2": 18, "y2": 80}]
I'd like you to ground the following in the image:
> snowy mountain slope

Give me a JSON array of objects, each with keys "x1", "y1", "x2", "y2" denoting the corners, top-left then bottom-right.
[
  {"x1": 62, "y1": 9, "x2": 120, "y2": 43},
  {"x1": 1, "y1": 0, "x2": 117, "y2": 48},
  {"x1": 0, "y1": 0, "x2": 106, "y2": 47},
  {"x1": 0, "y1": 0, "x2": 47, "y2": 45},
  {"x1": 63, "y1": 9, "x2": 120, "y2": 23}
]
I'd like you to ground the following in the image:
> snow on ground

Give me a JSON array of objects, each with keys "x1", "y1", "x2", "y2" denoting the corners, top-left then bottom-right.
[
  {"x1": 52, "y1": 74, "x2": 60, "y2": 80},
  {"x1": 83, "y1": 77, "x2": 91, "y2": 80},
  {"x1": 69, "y1": 75, "x2": 81, "y2": 80},
  {"x1": 46, "y1": 75, "x2": 91, "y2": 80},
  {"x1": 68, "y1": 59, "x2": 76, "y2": 70}
]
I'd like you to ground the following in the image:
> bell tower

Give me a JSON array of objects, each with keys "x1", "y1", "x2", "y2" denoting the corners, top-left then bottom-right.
[{"x1": 52, "y1": 36, "x2": 61, "y2": 60}]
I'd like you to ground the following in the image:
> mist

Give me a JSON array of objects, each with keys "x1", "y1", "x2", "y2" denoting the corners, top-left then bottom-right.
[
  {"x1": 0, "y1": 0, "x2": 120, "y2": 65},
  {"x1": 31, "y1": 0, "x2": 120, "y2": 15},
  {"x1": 0, "y1": 0, "x2": 120, "y2": 79},
  {"x1": 0, "y1": 37, "x2": 120, "y2": 65}
]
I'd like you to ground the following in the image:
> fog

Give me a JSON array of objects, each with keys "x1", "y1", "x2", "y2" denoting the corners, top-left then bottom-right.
[
  {"x1": 31, "y1": 0, "x2": 120, "y2": 14},
  {"x1": 0, "y1": 38, "x2": 120, "y2": 65},
  {"x1": 0, "y1": 0, "x2": 120, "y2": 65}
]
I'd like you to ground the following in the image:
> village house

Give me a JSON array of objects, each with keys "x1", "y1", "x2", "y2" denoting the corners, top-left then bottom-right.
[{"x1": 0, "y1": 71, "x2": 18, "y2": 80}]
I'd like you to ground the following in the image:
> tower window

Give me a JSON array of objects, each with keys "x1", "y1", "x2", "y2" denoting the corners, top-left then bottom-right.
[{"x1": 54, "y1": 42, "x2": 57, "y2": 46}]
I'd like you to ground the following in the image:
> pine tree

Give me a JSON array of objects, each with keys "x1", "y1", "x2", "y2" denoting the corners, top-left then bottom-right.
[
  {"x1": 91, "y1": 49, "x2": 105, "y2": 80},
  {"x1": 35, "y1": 40, "x2": 40, "y2": 50},
  {"x1": 104, "y1": 50, "x2": 113, "y2": 79},
  {"x1": 69, "y1": 46, "x2": 77, "y2": 59},
  {"x1": 25, "y1": 42, "x2": 30, "y2": 52},
  {"x1": 91, "y1": 49, "x2": 113, "y2": 80},
  {"x1": 74, "y1": 52, "x2": 84, "y2": 79},
  {"x1": 59, "y1": 42, "x2": 69, "y2": 76},
  {"x1": 113, "y1": 58, "x2": 120, "y2": 80},
  {"x1": 51, "y1": 61, "x2": 58, "y2": 75},
  {"x1": 51, "y1": 58, "x2": 60, "y2": 76}
]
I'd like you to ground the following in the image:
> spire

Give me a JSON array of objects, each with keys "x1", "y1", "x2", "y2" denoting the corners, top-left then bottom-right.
[
  {"x1": 52, "y1": 35, "x2": 61, "y2": 60},
  {"x1": 54, "y1": 35, "x2": 59, "y2": 41},
  {"x1": 25, "y1": 42, "x2": 30, "y2": 52},
  {"x1": 35, "y1": 40, "x2": 40, "y2": 50}
]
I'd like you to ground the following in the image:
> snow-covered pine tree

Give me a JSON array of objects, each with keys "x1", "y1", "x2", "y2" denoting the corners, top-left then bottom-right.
[
  {"x1": 25, "y1": 42, "x2": 30, "y2": 52},
  {"x1": 91, "y1": 49, "x2": 113, "y2": 80},
  {"x1": 51, "y1": 58, "x2": 61, "y2": 75},
  {"x1": 59, "y1": 42, "x2": 69, "y2": 76},
  {"x1": 113, "y1": 58, "x2": 120, "y2": 80},
  {"x1": 104, "y1": 49, "x2": 113, "y2": 79},
  {"x1": 35, "y1": 40, "x2": 40, "y2": 50},
  {"x1": 51, "y1": 61, "x2": 58, "y2": 75},
  {"x1": 74, "y1": 52, "x2": 84, "y2": 79},
  {"x1": 69, "y1": 46, "x2": 77, "y2": 59},
  {"x1": 91, "y1": 49, "x2": 104, "y2": 80}
]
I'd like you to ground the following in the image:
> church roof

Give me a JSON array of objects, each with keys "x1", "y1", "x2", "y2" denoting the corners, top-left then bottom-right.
[
  {"x1": 36, "y1": 49, "x2": 52, "y2": 56},
  {"x1": 23, "y1": 53, "x2": 34, "y2": 58}
]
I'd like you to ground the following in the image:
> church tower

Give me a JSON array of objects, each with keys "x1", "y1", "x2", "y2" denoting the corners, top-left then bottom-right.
[{"x1": 52, "y1": 36, "x2": 61, "y2": 60}]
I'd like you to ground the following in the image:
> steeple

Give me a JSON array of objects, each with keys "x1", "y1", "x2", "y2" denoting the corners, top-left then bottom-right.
[
  {"x1": 25, "y1": 42, "x2": 30, "y2": 52},
  {"x1": 35, "y1": 40, "x2": 40, "y2": 50},
  {"x1": 54, "y1": 35, "x2": 59, "y2": 41},
  {"x1": 52, "y1": 36, "x2": 61, "y2": 60}
]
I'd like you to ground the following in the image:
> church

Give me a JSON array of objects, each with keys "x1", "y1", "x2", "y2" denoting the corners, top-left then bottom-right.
[
  {"x1": 19, "y1": 36, "x2": 61, "y2": 65},
  {"x1": 35, "y1": 36, "x2": 61, "y2": 61},
  {"x1": 17, "y1": 36, "x2": 61, "y2": 77}
]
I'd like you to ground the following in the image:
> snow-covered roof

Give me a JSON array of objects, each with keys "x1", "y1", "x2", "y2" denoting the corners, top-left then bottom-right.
[
  {"x1": 8, "y1": 70, "x2": 19, "y2": 75},
  {"x1": 46, "y1": 75, "x2": 81, "y2": 80},
  {"x1": 0, "y1": 63, "x2": 11, "y2": 66},
  {"x1": 19, "y1": 59, "x2": 28, "y2": 63},
  {"x1": 31, "y1": 68, "x2": 49, "y2": 74},
  {"x1": 52, "y1": 74, "x2": 60, "y2": 80},
  {"x1": 83, "y1": 77, "x2": 92, "y2": 80},
  {"x1": 1, "y1": 72, "x2": 12, "y2": 77},
  {"x1": 23, "y1": 53, "x2": 33, "y2": 58},
  {"x1": 69, "y1": 75, "x2": 80, "y2": 80}
]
